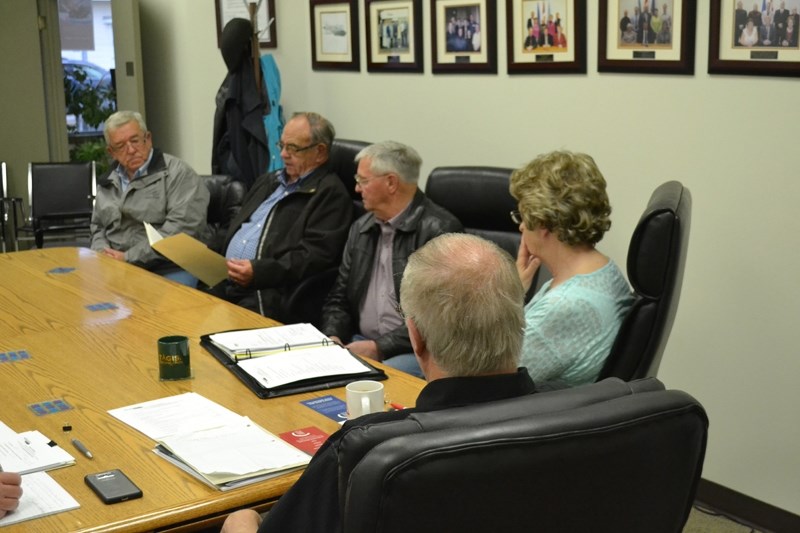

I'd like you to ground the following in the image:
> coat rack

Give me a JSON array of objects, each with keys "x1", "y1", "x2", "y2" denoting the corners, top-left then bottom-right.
[{"x1": 248, "y1": 1, "x2": 262, "y2": 92}]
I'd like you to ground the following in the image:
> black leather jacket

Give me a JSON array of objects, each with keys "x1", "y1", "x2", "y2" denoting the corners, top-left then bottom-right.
[
  {"x1": 221, "y1": 163, "x2": 353, "y2": 321},
  {"x1": 321, "y1": 190, "x2": 462, "y2": 358}
]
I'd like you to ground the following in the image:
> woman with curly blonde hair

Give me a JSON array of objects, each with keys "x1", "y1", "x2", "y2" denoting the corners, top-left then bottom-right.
[{"x1": 510, "y1": 150, "x2": 634, "y2": 387}]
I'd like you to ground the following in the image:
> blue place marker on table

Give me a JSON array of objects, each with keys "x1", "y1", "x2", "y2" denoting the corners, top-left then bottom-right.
[{"x1": 48, "y1": 267, "x2": 76, "y2": 274}]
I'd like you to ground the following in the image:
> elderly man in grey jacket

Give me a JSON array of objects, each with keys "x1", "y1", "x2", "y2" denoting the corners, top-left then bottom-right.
[{"x1": 90, "y1": 111, "x2": 209, "y2": 286}]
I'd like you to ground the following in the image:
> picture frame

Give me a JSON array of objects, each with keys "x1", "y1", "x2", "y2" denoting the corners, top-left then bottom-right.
[
  {"x1": 431, "y1": 0, "x2": 497, "y2": 74},
  {"x1": 598, "y1": 0, "x2": 696, "y2": 74},
  {"x1": 216, "y1": 0, "x2": 277, "y2": 49},
  {"x1": 506, "y1": 0, "x2": 587, "y2": 74},
  {"x1": 709, "y1": 1, "x2": 800, "y2": 77},
  {"x1": 311, "y1": 0, "x2": 360, "y2": 71},
  {"x1": 365, "y1": 0, "x2": 423, "y2": 73}
]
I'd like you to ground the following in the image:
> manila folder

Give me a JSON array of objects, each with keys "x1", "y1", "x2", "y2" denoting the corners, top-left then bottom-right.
[{"x1": 144, "y1": 222, "x2": 227, "y2": 287}]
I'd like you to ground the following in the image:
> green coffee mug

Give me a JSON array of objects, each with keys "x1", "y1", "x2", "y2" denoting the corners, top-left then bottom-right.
[{"x1": 158, "y1": 335, "x2": 192, "y2": 380}]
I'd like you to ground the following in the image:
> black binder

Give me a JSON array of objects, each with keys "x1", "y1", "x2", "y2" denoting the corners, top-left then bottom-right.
[{"x1": 200, "y1": 331, "x2": 387, "y2": 399}]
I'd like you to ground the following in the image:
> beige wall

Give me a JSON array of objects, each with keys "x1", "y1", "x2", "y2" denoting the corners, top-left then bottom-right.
[
  {"x1": 139, "y1": 0, "x2": 800, "y2": 513},
  {"x1": 0, "y1": 0, "x2": 52, "y2": 198},
  {"x1": 3, "y1": 0, "x2": 798, "y2": 515}
]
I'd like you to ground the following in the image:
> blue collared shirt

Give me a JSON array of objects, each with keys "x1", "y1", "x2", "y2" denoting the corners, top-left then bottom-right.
[
  {"x1": 225, "y1": 170, "x2": 310, "y2": 260},
  {"x1": 115, "y1": 149, "x2": 155, "y2": 193}
]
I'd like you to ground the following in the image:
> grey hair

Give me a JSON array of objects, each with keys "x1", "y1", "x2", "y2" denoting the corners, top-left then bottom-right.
[
  {"x1": 291, "y1": 112, "x2": 336, "y2": 151},
  {"x1": 104, "y1": 110, "x2": 147, "y2": 144},
  {"x1": 355, "y1": 141, "x2": 421, "y2": 184},
  {"x1": 400, "y1": 233, "x2": 524, "y2": 376}
]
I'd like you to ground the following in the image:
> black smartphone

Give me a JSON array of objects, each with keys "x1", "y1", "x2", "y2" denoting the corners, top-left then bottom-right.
[{"x1": 84, "y1": 469, "x2": 143, "y2": 504}]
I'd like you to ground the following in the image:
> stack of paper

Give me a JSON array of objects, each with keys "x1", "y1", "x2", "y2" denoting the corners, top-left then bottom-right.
[
  {"x1": 0, "y1": 422, "x2": 76, "y2": 474},
  {"x1": 0, "y1": 422, "x2": 79, "y2": 526},
  {"x1": 208, "y1": 323, "x2": 333, "y2": 361},
  {"x1": 108, "y1": 393, "x2": 311, "y2": 491}
]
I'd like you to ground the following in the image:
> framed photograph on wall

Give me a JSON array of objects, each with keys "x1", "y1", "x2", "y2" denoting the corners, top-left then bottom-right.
[
  {"x1": 598, "y1": 0, "x2": 696, "y2": 74},
  {"x1": 216, "y1": 0, "x2": 277, "y2": 48},
  {"x1": 431, "y1": 0, "x2": 497, "y2": 74},
  {"x1": 365, "y1": 0, "x2": 423, "y2": 72},
  {"x1": 506, "y1": 0, "x2": 587, "y2": 74},
  {"x1": 311, "y1": 0, "x2": 360, "y2": 71},
  {"x1": 709, "y1": 1, "x2": 800, "y2": 77}
]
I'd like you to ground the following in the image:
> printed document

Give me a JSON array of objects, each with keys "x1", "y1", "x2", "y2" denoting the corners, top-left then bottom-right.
[
  {"x1": 0, "y1": 430, "x2": 75, "y2": 474},
  {"x1": 109, "y1": 393, "x2": 311, "y2": 490},
  {"x1": 0, "y1": 472, "x2": 79, "y2": 527},
  {"x1": 209, "y1": 323, "x2": 331, "y2": 360},
  {"x1": 238, "y1": 345, "x2": 372, "y2": 388}
]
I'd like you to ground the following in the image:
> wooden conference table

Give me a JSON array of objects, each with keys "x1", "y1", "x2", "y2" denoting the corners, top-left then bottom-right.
[{"x1": 0, "y1": 247, "x2": 425, "y2": 532}]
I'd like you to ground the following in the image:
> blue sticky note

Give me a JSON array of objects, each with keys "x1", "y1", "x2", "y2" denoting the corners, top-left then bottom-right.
[
  {"x1": 86, "y1": 302, "x2": 118, "y2": 311},
  {"x1": 48, "y1": 267, "x2": 76, "y2": 274},
  {"x1": 301, "y1": 395, "x2": 348, "y2": 423},
  {"x1": 29, "y1": 398, "x2": 73, "y2": 416},
  {"x1": 0, "y1": 350, "x2": 30, "y2": 363}
]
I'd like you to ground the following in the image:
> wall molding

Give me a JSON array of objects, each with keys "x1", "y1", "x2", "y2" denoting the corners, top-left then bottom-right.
[{"x1": 696, "y1": 479, "x2": 800, "y2": 533}]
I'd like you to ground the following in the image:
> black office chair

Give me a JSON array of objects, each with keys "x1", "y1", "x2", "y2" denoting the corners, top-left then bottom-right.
[
  {"x1": 425, "y1": 166, "x2": 551, "y2": 297},
  {"x1": 598, "y1": 181, "x2": 692, "y2": 381},
  {"x1": 0, "y1": 161, "x2": 15, "y2": 252},
  {"x1": 329, "y1": 138, "x2": 369, "y2": 218},
  {"x1": 15, "y1": 161, "x2": 96, "y2": 249},
  {"x1": 201, "y1": 174, "x2": 247, "y2": 254},
  {"x1": 283, "y1": 139, "x2": 371, "y2": 326},
  {"x1": 339, "y1": 377, "x2": 708, "y2": 533}
]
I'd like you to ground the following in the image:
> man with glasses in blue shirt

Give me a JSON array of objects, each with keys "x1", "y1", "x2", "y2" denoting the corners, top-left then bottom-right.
[
  {"x1": 208, "y1": 112, "x2": 353, "y2": 322},
  {"x1": 91, "y1": 110, "x2": 209, "y2": 286}
]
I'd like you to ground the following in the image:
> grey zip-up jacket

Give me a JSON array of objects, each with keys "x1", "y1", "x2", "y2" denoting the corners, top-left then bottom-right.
[{"x1": 90, "y1": 149, "x2": 210, "y2": 271}]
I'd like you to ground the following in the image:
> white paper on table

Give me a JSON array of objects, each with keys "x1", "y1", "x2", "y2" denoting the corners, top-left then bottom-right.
[
  {"x1": 108, "y1": 392, "x2": 244, "y2": 441},
  {"x1": 0, "y1": 431, "x2": 75, "y2": 474},
  {"x1": 0, "y1": 471, "x2": 79, "y2": 526},
  {"x1": 159, "y1": 418, "x2": 310, "y2": 476},
  {"x1": 209, "y1": 323, "x2": 330, "y2": 357},
  {"x1": 237, "y1": 345, "x2": 371, "y2": 388},
  {"x1": 0, "y1": 421, "x2": 17, "y2": 439}
]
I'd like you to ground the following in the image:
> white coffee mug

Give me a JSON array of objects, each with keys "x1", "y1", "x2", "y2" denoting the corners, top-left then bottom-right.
[{"x1": 346, "y1": 380, "x2": 385, "y2": 419}]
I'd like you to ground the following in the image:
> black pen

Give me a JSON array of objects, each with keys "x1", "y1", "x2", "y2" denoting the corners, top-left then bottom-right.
[{"x1": 71, "y1": 438, "x2": 93, "y2": 459}]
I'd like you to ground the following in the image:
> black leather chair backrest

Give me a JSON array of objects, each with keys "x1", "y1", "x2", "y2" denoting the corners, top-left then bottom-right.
[
  {"x1": 28, "y1": 161, "x2": 95, "y2": 220},
  {"x1": 329, "y1": 139, "x2": 369, "y2": 215},
  {"x1": 425, "y1": 166, "x2": 551, "y2": 297},
  {"x1": 598, "y1": 181, "x2": 692, "y2": 381},
  {"x1": 202, "y1": 174, "x2": 246, "y2": 254},
  {"x1": 425, "y1": 166, "x2": 519, "y2": 257},
  {"x1": 341, "y1": 379, "x2": 707, "y2": 533},
  {"x1": 336, "y1": 377, "x2": 664, "y2": 504}
]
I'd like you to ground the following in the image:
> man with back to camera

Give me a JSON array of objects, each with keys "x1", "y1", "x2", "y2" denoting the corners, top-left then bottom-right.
[
  {"x1": 91, "y1": 110, "x2": 210, "y2": 287},
  {"x1": 319, "y1": 141, "x2": 462, "y2": 377},
  {"x1": 207, "y1": 112, "x2": 353, "y2": 322},
  {"x1": 221, "y1": 232, "x2": 536, "y2": 533}
]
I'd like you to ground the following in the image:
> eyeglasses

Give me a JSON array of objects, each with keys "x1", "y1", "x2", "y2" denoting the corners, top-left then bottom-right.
[
  {"x1": 510, "y1": 210, "x2": 523, "y2": 225},
  {"x1": 354, "y1": 173, "x2": 390, "y2": 186},
  {"x1": 278, "y1": 141, "x2": 318, "y2": 155},
  {"x1": 110, "y1": 134, "x2": 148, "y2": 154}
]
